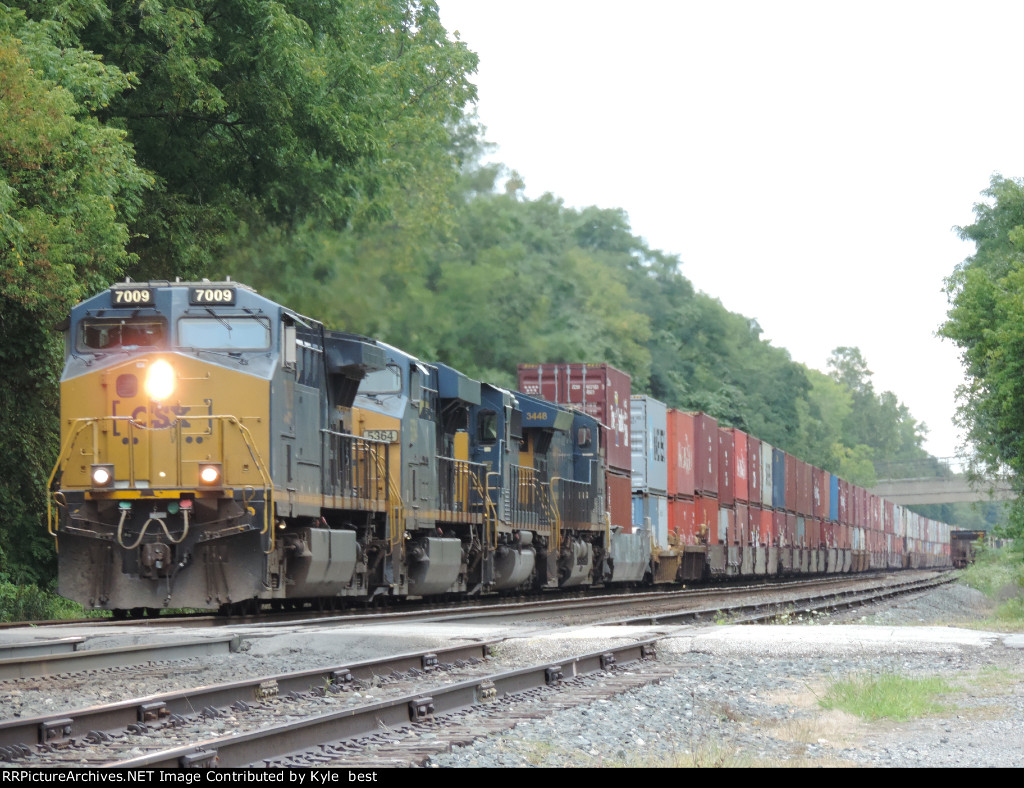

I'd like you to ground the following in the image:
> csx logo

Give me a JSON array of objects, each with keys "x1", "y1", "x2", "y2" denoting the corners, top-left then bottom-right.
[{"x1": 112, "y1": 401, "x2": 191, "y2": 432}]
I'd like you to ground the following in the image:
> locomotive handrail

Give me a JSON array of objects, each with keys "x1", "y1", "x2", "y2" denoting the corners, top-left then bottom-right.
[
  {"x1": 486, "y1": 471, "x2": 502, "y2": 549},
  {"x1": 371, "y1": 447, "x2": 404, "y2": 552},
  {"x1": 46, "y1": 414, "x2": 273, "y2": 554}
]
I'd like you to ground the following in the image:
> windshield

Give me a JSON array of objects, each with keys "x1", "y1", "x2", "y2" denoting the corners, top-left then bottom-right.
[
  {"x1": 358, "y1": 365, "x2": 402, "y2": 395},
  {"x1": 79, "y1": 318, "x2": 166, "y2": 351},
  {"x1": 178, "y1": 317, "x2": 271, "y2": 350}
]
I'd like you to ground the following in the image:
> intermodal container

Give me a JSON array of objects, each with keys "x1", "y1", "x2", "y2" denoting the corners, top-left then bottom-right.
[
  {"x1": 670, "y1": 496, "x2": 696, "y2": 544},
  {"x1": 606, "y1": 470, "x2": 633, "y2": 533},
  {"x1": 517, "y1": 363, "x2": 632, "y2": 474},
  {"x1": 632, "y1": 492, "x2": 669, "y2": 548},
  {"x1": 772, "y1": 448, "x2": 786, "y2": 509},
  {"x1": 797, "y1": 460, "x2": 813, "y2": 516},
  {"x1": 666, "y1": 409, "x2": 695, "y2": 498},
  {"x1": 760, "y1": 442, "x2": 774, "y2": 508},
  {"x1": 693, "y1": 413, "x2": 719, "y2": 495},
  {"x1": 759, "y1": 507, "x2": 773, "y2": 546},
  {"x1": 784, "y1": 453, "x2": 797, "y2": 511},
  {"x1": 734, "y1": 502, "x2": 748, "y2": 545},
  {"x1": 695, "y1": 494, "x2": 718, "y2": 544},
  {"x1": 812, "y1": 467, "x2": 825, "y2": 519},
  {"x1": 773, "y1": 510, "x2": 786, "y2": 547},
  {"x1": 747, "y1": 437, "x2": 762, "y2": 505},
  {"x1": 718, "y1": 428, "x2": 735, "y2": 507},
  {"x1": 630, "y1": 395, "x2": 668, "y2": 494},
  {"x1": 716, "y1": 506, "x2": 733, "y2": 545},
  {"x1": 733, "y1": 430, "x2": 749, "y2": 502},
  {"x1": 829, "y1": 473, "x2": 839, "y2": 522}
]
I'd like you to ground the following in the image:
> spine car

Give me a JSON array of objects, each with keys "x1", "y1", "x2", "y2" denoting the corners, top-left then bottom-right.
[{"x1": 48, "y1": 281, "x2": 951, "y2": 614}]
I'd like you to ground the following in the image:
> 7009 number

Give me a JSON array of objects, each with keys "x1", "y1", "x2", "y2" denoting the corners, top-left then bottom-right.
[
  {"x1": 189, "y1": 287, "x2": 236, "y2": 305},
  {"x1": 112, "y1": 288, "x2": 153, "y2": 305}
]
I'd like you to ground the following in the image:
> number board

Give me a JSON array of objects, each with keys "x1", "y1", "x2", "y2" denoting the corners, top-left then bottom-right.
[
  {"x1": 111, "y1": 287, "x2": 154, "y2": 306},
  {"x1": 363, "y1": 429, "x2": 399, "y2": 443},
  {"x1": 189, "y1": 287, "x2": 236, "y2": 306}
]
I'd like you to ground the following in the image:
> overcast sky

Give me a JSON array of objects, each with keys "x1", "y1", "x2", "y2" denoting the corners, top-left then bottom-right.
[{"x1": 437, "y1": 0, "x2": 1024, "y2": 462}]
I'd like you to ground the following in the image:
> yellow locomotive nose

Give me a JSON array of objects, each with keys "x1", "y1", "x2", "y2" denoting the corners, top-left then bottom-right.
[{"x1": 144, "y1": 358, "x2": 176, "y2": 401}]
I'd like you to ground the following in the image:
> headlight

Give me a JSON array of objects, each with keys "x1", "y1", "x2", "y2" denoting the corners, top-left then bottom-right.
[
  {"x1": 198, "y1": 463, "x2": 222, "y2": 487},
  {"x1": 91, "y1": 464, "x2": 115, "y2": 488},
  {"x1": 144, "y1": 359, "x2": 175, "y2": 401}
]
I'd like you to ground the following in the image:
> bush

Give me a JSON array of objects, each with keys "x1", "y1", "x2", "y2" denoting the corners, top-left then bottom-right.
[{"x1": 0, "y1": 581, "x2": 83, "y2": 622}]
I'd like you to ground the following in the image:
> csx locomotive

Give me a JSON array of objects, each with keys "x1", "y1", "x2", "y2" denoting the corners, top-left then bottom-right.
[
  {"x1": 48, "y1": 280, "x2": 950, "y2": 615},
  {"x1": 49, "y1": 280, "x2": 651, "y2": 614}
]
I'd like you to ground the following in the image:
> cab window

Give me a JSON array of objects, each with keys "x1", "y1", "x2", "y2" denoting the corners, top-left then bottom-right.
[
  {"x1": 478, "y1": 411, "x2": 499, "y2": 444},
  {"x1": 79, "y1": 318, "x2": 166, "y2": 350},
  {"x1": 358, "y1": 364, "x2": 402, "y2": 395},
  {"x1": 178, "y1": 317, "x2": 270, "y2": 349}
]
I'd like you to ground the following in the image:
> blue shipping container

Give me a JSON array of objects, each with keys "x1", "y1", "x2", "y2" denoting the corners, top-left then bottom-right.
[
  {"x1": 632, "y1": 492, "x2": 669, "y2": 549},
  {"x1": 829, "y1": 473, "x2": 839, "y2": 522},
  {"x1": 772, "y1": 448, "x2": 786, "y2": 509},
  {"x1": 630, "y1": 396, "x2": 669, "y2": 494}
]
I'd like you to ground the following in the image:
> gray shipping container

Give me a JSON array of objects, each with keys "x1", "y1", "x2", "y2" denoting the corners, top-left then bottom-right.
[{"x1": 630, "y1": 395, "x2": 668, "y2": 494}]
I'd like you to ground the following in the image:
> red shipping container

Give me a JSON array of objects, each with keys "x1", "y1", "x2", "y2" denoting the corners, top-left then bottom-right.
[
  {"x1": 773, "y1": 510, "x2": 786, "y2": 546},
  {"x1": 694, "y1": 494, "x2": 718, "y2": 545},
  {"x1": 666, "y1": 410, "x2": 695, "y2": 498},
  {"x1": 670, "y1": 497, "x2": 697, "y2": 544},
  {"x1": 811, "y1": 518, "x2": 823, "y2": 548},
  {"x1": 745, "y1": 505, "x2": 760, "y2": 547},
  {"x1": 813, "y1": 467, "x2": 830, "y2": 520},
  {"x1": 734, "y1": 503, "x2": 748, "y2": 546},
  {"x1": 747, "y1": 437, "x2": 762, "y2": 505},
  {"x1": 797, "y1": 460, "x2": 813, "y2": 516},
  {"x1": 693, "y1": 413, "x2": 719, "y2": 495},
  {"x1": 718, "y1": 429, "x2": 734, "y2": 506},
  {"x1": 838, "y1": 479, "x2": 850, "y2": 524},
  {"x1": 759, "y1": 507, "x2": 773, "y2": 546},
  {"x1": 733, "y1": 430, "x2": 749, "y2": 502},
  {"x1": 786, "y1": 512, "x2": 797, "y2": 547},
  {"x1": 517, "y1": 363, "x2": 632, "y2": 474},
  {"x1": 606, "y1": 470, "x2": 633, "y2": 533}
]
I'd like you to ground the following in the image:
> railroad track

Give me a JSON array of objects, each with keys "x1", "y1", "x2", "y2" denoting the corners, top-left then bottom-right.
[{"x1": 0, "y1": 571, "x2": 953, "y2": 767}]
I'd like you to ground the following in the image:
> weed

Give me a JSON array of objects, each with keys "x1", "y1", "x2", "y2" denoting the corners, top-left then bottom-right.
[{"x1": 818, "y1": 672, "x2": 952, "y2": 721}]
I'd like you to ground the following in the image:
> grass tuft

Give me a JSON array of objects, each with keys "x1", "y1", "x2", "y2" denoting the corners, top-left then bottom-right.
[{"x1": 818, "y1": 673, "x2": 952, "y2": 721}]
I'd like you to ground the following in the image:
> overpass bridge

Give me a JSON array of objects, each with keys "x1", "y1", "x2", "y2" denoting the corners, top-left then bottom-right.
[
  {"x1": 870, "y1": 458, "x2": 1016, "y2": 505},
  {"x1": 869, "y1": 476, "x2": 1016, "y2": 505}
]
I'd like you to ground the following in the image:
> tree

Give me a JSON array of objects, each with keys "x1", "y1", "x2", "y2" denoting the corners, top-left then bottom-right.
[
  {"x1": 941, "y1": 174, "x2": 1024, "y2": 540},
  {"x1": 13, "y1": 0, "x2": 479, "y2": 280},
  {"x1": 0, "y1": 8, "x2": 150, "y2": 583}
]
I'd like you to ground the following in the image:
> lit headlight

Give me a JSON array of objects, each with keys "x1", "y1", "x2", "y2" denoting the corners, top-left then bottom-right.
[
  {"x1": 144, "y1": 359, "x2": 175, "y2": 401},
  {"x1": 91, "y1": 464, "x2": 115, "y2": 488},
  {"x1": 198, "y1": 463, "x2": 222, "y2": 487}
]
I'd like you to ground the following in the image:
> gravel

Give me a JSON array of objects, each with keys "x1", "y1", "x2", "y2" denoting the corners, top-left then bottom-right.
[
  {"x1": 424, "y1": 582, "x2": 1024, "y2": 768},
  {"x1": 4, "y1": 580, "x2": 1022, "y2": 768}
]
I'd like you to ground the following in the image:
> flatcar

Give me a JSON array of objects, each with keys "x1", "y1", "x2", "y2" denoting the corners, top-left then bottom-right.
[{"x1": 47, "y1": 280, "x2": 951, "y2": 615}]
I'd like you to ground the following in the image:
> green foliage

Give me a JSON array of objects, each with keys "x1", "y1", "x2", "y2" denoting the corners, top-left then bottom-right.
[
  {"x1": 960, "y1": 545, "x2": 1024, "y2": 599},
  {"x1": 0, "y1": 578, "x2": 83, "y2": 622},
  {"x1": 819, "y1": 673, "x2": 952, "y2": 721},
  {"x1": 941, "y1": 174, "x2": 1024, "y2": 539},
  {"x1": 10, "y1": 0, "x2": 479, "y2": 280},
  {"x1": 0, "y1": 10, "x2": 151, "y2": 584}
]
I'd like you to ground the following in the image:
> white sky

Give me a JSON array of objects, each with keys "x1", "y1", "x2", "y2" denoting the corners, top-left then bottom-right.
[{"x1": 438, "y1": 0, "x2": 1024, "y2": 462}]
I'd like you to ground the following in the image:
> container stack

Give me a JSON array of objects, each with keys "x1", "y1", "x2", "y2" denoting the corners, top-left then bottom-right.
[{"x1": 517, "y1": 363, "x2": 633, "y2": 531}]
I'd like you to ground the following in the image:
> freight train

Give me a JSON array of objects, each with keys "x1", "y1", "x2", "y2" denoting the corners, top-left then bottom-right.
[{"x1": 47, "y1": 280, "x2": 952, "y2": 615}]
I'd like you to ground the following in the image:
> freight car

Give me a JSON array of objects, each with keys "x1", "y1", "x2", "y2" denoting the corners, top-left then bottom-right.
[
  {"x1": 47, "y1": 280, "x2": 951, "y2": 615},
  {"x1": 950, "y1": 530, "x2": 986, "y2": 568}
]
